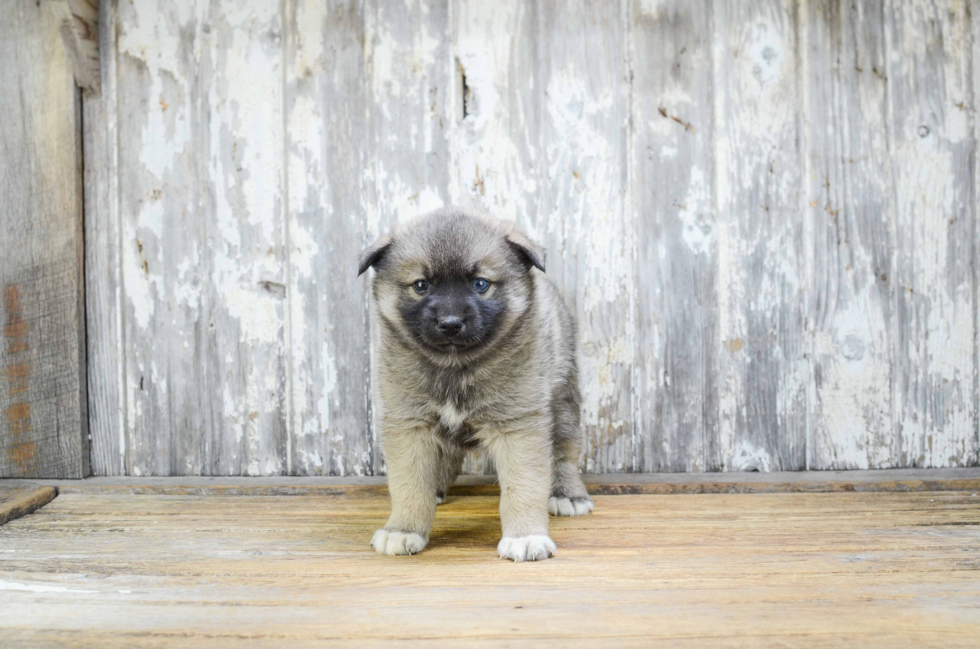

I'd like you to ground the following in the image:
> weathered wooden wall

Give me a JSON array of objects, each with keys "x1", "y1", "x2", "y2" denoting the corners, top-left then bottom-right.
[
  {"x1": 0, "y1": 1, "x2": 88, "y2": 478},
  {"x1": 83, "y1": 0, "x2": 980, "y2": 476}
]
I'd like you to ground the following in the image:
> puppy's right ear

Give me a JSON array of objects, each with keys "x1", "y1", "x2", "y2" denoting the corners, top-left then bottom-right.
[
  {"x1": 504, "y1": 226, "x2": 546, "y2": 273},
  {"x1": 358, "y1": 235, "x2": 392, "y2": 276}
]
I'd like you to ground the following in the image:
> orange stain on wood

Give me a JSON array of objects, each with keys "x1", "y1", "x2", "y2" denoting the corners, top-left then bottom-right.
[
  {"x1": 6, "y1": 441, "x2": 36, "y2": 465},
  {"x1": 3, "y1": 286, "x2": 28, "y2": 353},
  {"x1": 3, "y1": 284, "x2": 32, "y2": 470},
  {"x1": 5, "y1": 403, "x2": 31, "y2": 435},
  {"x1": 6, "y1": 363, "x2": 29, "y2": 394}
]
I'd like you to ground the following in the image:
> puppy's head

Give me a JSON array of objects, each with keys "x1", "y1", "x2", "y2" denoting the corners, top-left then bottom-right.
[{"x1": 358, "y1": 207, "x2": 545, "y2": 365}]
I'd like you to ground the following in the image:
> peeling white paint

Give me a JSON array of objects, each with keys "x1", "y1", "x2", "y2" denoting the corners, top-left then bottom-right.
[
  {"x1": 730, "y1": 441, "x2": 772, "y2": 472},
  {"x1": 94, "y1": 0, "x2": 979, "y2": 478},
  {"x1": 0, "y1": 581, "x2": 99, "y2": 594}
]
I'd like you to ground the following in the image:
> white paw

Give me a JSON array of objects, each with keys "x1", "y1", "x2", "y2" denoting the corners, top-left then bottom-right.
[
  {"x1": 497, "y1": 535, "x2": 556, "y2": 562},
  {"x1": 371, "y1": 529, "x2": 427, "y2": 556},
  {"x1": 549, "y1": 496, "x2": 594, "y2": 516}
]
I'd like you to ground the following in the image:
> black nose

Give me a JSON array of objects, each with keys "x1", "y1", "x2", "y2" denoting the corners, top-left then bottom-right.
[{"x1": 437, "y1": 316, "x2": 465, "y2": 338}]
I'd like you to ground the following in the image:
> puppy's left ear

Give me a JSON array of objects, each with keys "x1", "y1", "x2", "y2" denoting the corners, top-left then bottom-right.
[
  {"x1": 505, "y1": 226, "x2": 546, "y2": 273},
  {"x1": 358, "y1": 234, "x2": 392, "y2": 276}
]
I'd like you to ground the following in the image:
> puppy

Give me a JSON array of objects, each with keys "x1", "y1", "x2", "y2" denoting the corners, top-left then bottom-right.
[{"x1": 358, "y1": 207, "x2": 592, "y2": 562}]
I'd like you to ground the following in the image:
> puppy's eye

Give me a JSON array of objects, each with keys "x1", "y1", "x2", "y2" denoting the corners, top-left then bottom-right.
[
  {"x1": 412, "y1": 280, "x2": 429, "y2": 294},
  {"x1": 473, "y1": 278, "x2": 490, "y2": 293}
]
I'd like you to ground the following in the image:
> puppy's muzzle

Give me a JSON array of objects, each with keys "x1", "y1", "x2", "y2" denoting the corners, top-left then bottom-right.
[{"x1": 436, "y1": 316, "x2": 465, "y2": 339}]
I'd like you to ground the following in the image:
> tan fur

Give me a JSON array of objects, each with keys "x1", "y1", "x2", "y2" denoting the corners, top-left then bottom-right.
[{"x1": 361, "y1": 207, "x2": 591, "y2": 562}]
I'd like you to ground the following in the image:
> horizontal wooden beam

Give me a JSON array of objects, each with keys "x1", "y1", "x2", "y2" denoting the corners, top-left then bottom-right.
[
  {"x1": 48, "y1": 0, "x2": 99, "y2": 96},
  {"x1": 5, "y1": 468, "x2": 979, "y2": 497}
]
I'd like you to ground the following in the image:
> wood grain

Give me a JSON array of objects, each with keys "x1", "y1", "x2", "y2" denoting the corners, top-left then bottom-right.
[
  {"x1": 0, "y1": 0, "x2": 88, "y2": 478},
  {"x1": 452, "y1": 0, "x2": 634, "y2": 473},
  {"x1": 284, "y1": 0, "x2": 374, "y2": 477},
  {"x1": 631, "y1": 0, "x2": 719, "y2": 472},
  {"x1": 805, "y1": 0, "x2": 896, "y2": 469},
  {"x1": 83, "y1": 0, "x2": 124, "y2": 476},
  {"x1": 0, "y1": 489, "x2": 978, "y2": 645},
  {"x1": 112, "y1": 0, "x2": 289, "y2": 476},
  {"x1": 82, "y1": 0, "x2": 980, "y2": 476},
  {"x1": 886, "y1": 0, "x2": 977, "y2": 468},
  {"x1": 0, "y1": 483, "x2": 57, "y2": 526},
  {"x1": 713, "y1": 0, "x2": 808, "y2": 471},
  {"x1": 450, "y1": 0, "x2": 534, "y2": 475}
]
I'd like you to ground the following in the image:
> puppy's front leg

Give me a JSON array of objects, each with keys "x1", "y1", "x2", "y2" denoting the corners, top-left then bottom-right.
[
  {"x1": 372, "y1": 421, "x2": 441, "y2": 556},
  {"x1": 483, "y1": 425, "x2": 555, "y2": 562}
]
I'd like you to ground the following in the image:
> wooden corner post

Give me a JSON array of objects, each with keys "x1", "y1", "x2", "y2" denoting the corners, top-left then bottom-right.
[{"x1": 0, "y1": 1, "x2": 90, "y2": 478}]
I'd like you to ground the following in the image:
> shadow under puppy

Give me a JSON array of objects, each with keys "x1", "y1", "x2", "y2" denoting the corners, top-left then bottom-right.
[{"x1": 358, "y1": 207, "x2": 593, "y2": 562}]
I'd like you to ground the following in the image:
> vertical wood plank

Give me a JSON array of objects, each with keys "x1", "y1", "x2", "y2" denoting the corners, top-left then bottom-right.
[
  {"x1": 284, "y1": 0, "x2": 373, "y2": 476},
  {"x1": 365, "y1": 0, "x2": 454, "y2": 474},
  {"x1": 453, "y1": 0, "x2": 633, "y2": 473},
  {"x1": 713, "y1": 0, "x2": 808, "y2": 471},
  {"x1": 974, "y1": 0, "x2": 980, "y2": 468},
  {"x1": 886, "y1": 0, "x2": 977, "y2": 467},
  {"x1": 115, "y1": 0, "x2": 201, "y2": 475},
  {"x1": 204, "y1": 0, "x2": 288, "y2": 476},
  {"x1": 0, "y1": 1, "x2": 88, "y2": 478},
  {"x1": 630, "y1": 0, "x2": 720, "y2": 472},
  {"x1": 539, "y1": 0, "x2": 634, "y2": 474},
  {"x1": 115, "y1": 0, "x2": 287, "y2": 475},
  {"x1": 85, "y1": 0, "x2": 126, "y2": 475},
  {"x1": 805, "y1": 0, "x2": 897, "y2": 469},
  {"x1": 451, "y1": 0, "x2": 538, "y2": 474}
]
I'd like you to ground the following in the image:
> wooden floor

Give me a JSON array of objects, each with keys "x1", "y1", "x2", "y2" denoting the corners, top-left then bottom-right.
[{"x1": 1, "y1": 487, "x2": 979, "y2": 646}]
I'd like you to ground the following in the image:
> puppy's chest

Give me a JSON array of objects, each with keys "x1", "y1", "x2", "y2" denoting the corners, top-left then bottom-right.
[
  {"x1": 434, "y1": 400, "x2": 481, "y2": 448},
  {"x1": 436, "y1": 400, "x2": 469, "y2": 430},
  {"x1": 423, "y1": 379, "x2": 483, "y2": 443}
]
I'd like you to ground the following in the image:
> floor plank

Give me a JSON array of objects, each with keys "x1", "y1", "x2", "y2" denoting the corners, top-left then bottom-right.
[
  {"x1": 0, "y1": 490, "x2": 978, "y2": 646},
  {"x1": 0, "y1": 483, "x2": 57, "y2": 526}
]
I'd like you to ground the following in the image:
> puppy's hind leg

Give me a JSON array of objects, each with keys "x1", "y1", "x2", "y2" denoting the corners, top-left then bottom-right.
[
  {"x1": 549, "y1": 388, "x2": 593, "y2": 517},
  {"x1": 435, "y1": 444, "x2": 464, "y2": 505},
  {"x1": 371, "y1": 421, "x2": 441, "y2": 556}
]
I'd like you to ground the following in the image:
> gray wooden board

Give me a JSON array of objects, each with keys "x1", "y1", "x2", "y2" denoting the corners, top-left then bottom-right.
[
  {"x1": 631, "y1": 0, "x2": 720, "y2": 472},
  {"x1": 805, "y1": 0, "x2": 896, "y2": 469},
  {"x1": 286, "y1": 0, "x2": 369, "y2": 477},
  {"x1": 84, "y1": 0, "x2": 124, "y2": 476},
  {"x1": 885, "y1": 0, "x2": 977, "y2": 468},
  {"x1": 713, "y1": 0, "x2": 809, "y2": 472},
  {"x1": 82, "y1": 0, "x2": 980, "y2": 476},
  {"x1": 0, "y1": 1, "x2": 88, "y2": 478}
]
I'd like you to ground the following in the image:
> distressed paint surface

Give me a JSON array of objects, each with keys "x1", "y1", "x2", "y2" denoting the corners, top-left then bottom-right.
[
  {"x1": 285, "y1": 0, "x2": 373, "y2": 478},
  {"x1": 805, "y1": 0, "x2": 896, "y2": 469},
  {"x1": 113, "y1": 0, "x2": 288, "y2": 476},
  {"x1": 886, "y1": 0, "x2": 977, "y2": 467},
  {"x1": 713, "y1": 0, "x2": 809, "y2": 471},
  {"x1": 83, "y1": 0, "x2": 980, "y2": 476},
  {"x1": 631, "y1": 0, "x2": 720, "y2": 472}
]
